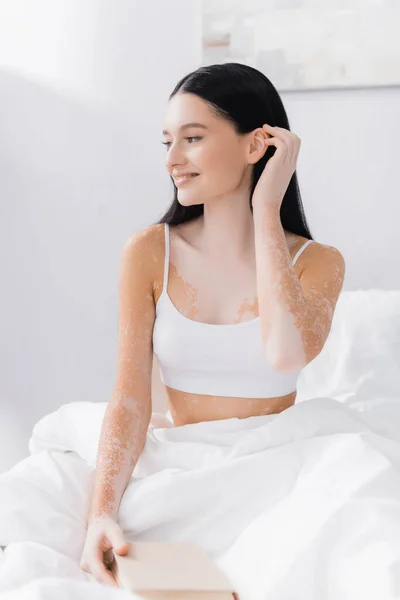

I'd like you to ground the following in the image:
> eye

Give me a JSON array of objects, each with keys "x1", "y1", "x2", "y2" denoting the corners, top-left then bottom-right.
[{"x1": 161, "y1": 136, "x2": 202, "y2": 150}]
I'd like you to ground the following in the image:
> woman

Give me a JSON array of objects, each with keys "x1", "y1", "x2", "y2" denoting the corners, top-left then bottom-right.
[{"x1": 80, "y1": 63, "x2": 345, "y2": 586}]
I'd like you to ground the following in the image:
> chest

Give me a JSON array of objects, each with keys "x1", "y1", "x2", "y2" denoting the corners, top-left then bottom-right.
[
  {"x1": 164, "y1": 251, "x2": 259, "y2": 326},
  {"x1": 154, "y1": 226, "x2": 304, "y2": 327}
]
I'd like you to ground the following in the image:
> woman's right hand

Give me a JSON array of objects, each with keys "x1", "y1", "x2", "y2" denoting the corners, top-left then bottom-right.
[{"x1": 80, "y1": 514, "x2": 129, "y2": 587}]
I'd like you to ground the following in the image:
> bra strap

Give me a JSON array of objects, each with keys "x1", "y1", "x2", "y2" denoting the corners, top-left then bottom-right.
[
  {"x1": 162, "y1": 223, "x2": 170, "y2": 294},
  {"x1": 292, "y1": 239, "x2": 314, "y2": 266}
]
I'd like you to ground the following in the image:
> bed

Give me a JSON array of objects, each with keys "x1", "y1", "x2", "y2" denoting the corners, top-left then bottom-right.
[{"x1": 1, "y1": 289, "x2": 400, "y2": 600}]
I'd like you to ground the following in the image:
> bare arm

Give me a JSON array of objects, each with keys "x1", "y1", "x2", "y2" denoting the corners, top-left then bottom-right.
[
  {"x1": 87, "y1": 230, "x2": 156, "y2": 524},
  {"x1": 253, "y1": 203, "x2": 345, "y2": 371}
]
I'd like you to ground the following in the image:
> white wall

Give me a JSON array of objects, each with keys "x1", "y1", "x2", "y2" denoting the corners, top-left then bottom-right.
[
  {"x1": 283, "y1": 84, "x2": 400, "y2": 290},
  {"x1": 0, "y1": 0, "x2": 202, "y2": 473},
  {"x1": 1, "y1": 0, "x2": 399, "y2": 473}
]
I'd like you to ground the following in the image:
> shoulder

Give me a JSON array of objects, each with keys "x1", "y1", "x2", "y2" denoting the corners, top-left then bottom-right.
[
  {"x1": 122, "y1": 223, "x2": 165, "y2": 266},
  {"x1": 292, "y1": 238, "x2": 346, "y2": 298},
  {"x1": 124, "y1": 223, "x2": 164, "y2": 253},
  {"x1": 304, "y1": 240, "x2": 345, "y2": 273},
  {"x1": 291, "y1": 236, "x2": 345, "y2": 270},
  {"x1": 120, "y1": 224, "x2": 165, "y2": 283}
]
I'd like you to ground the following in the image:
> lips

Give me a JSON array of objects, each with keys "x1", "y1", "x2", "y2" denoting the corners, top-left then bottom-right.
[
  {"x1": 174, "y1": 173, "x2": 200, "y2": 184},
  {"x1": 174, "y1": 173, "x2": 199, "y2": 178}
]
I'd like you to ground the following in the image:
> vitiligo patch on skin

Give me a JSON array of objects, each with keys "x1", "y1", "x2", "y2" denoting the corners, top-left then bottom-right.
[
  {"x1": 89, "y1": 230, "x2": 156, "y2": 522},
  {"x1": 236, "y1": 295, "x2": 259, "y2": 321},
  {"x1": 253, "y1": 203, "x2": 345, "y2": 370},
  {"x1": 90, "y1": 217, "x2": 346, "y2": 516},
  {"x1": 155, "y1": 221, "x2": 340, "y2": 425},
  {"x1": 91, "y1": 397, "x2": 149, "y2": 520},
  {"x1": 168, "y1": 261, "x2": 201, "y2": 321},
  {"x1": 169, "y1": 257, "x2": 258, "y2": 324},
  {"x1": 166, "y1": 225, "x2": 260, "y2": 326}
]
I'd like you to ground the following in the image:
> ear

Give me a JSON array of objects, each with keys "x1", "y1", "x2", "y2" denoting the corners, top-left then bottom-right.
[{"x1": 247, "y1": 128, "x2": 271, "y2": 165}]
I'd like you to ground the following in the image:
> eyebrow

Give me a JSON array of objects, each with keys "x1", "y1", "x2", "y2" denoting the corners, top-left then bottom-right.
[{"x1": 162, "y1": 123, "x2": 208, "y2": 136}]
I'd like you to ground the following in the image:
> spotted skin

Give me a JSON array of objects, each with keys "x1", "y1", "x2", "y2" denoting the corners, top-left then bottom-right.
[
  {"x1": 253, "y1": 203, "x2": 345, "y2": 371},
  {"x1": 88, "y1": 220, "x2": 345, "y2": 519}
]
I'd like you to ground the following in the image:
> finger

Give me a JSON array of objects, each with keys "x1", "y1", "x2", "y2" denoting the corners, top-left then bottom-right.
[
  {"x1": 275, "y1": 128, "x2": 301, "y2": 164},
  {"x1": 270, "y1": 128, "x2": 296, "y2": 162},
  {"x1": 263, "y1": 124, "x2": 289, "y2": 143},
  {"x1": 92, "y1": 563, "x2": 119, "y2": 587},
  {"x1": 80, "y1": 560, "x2": 90, "y2": 573},
  {"x1": 286, "y1": 135, "x2": 301, "y2": 164},
  {"x1": 263, "y1": 127, "x2": 290, "y2": 155},
  {"x1": 91, "y1": 547, "x2": 119, "y2": 587},
  {"x1": 106, "y1": 522, "x2": 129, "y2": 554},
  {"x1": 265, "y1": 124, "x2": 293, "y2": 140},
  {"x1": 90, "y1": 546, "x2": 117, "y2": 585},
  {"x1": 264, "y1": 137, "x2": 288, "y2": 162},
  {"x1": 263, "y1": 125, "x2": 298, "y2": 164}
]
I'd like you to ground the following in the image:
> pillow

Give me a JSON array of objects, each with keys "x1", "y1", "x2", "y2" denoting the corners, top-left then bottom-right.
[{"x1": 296, "y1": 290, "x2": 400, "y2": 408}]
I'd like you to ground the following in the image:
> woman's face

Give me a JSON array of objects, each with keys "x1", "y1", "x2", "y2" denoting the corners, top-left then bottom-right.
[{"x1": 162, "y1": 93, "x2": 254, "y2": 207}]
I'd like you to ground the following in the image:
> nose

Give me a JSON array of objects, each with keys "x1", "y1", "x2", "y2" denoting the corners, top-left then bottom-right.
[{"x1": 165, "y1": 141, "x2": 187, "y2": 173}]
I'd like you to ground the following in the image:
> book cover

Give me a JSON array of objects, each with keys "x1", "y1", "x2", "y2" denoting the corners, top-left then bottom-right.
[{"x1": 109, "y1": 541, "x2": 239, "y2": 599}]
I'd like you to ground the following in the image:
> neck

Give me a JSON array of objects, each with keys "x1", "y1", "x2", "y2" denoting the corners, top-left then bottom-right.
[{"x1": 196, "y1": 194, "x2": 256, "y2": 262}]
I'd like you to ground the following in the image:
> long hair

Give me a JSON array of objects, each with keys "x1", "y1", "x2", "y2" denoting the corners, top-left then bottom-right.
[{"x1": 153, "y1": 63, "x2": 313, "y2": 240}]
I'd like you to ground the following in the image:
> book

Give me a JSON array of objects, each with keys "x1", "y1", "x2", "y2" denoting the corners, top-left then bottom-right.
[{"x1": 109, "y1": 541, "x2": 239, "y2": 599}]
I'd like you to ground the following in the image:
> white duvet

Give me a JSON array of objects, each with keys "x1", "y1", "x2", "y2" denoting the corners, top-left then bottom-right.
[{"x1": 2, "y1": 395, "x2": 400, "y2": 600}]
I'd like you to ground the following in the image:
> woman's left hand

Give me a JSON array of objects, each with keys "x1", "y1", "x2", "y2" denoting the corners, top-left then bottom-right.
[{"x1": 252, "y1": 124, "x2": 301, "y2": 209}]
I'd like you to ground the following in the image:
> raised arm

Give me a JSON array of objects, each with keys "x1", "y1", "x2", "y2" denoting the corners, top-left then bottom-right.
[{"x1": 88, "y1": 229, "x2": 156, "y2": 523}]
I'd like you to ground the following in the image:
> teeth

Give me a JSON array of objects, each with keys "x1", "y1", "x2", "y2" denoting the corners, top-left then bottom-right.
[{"x1": 177, "y1": 174, "x2": 198, "y2": 181}]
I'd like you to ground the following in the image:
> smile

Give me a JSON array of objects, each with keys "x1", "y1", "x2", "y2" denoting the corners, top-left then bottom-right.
[{"x1": 174, "y1": 174, "x2": 200, "y2": 185}]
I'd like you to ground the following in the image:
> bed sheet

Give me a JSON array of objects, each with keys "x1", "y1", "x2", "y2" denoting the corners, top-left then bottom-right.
[{"x1": 2, "y1": 395, "x2": 400, "y2": 599}]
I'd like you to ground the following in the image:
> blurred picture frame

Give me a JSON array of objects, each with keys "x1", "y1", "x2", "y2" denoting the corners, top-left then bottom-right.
[{"x1": 201, "y1": 0, "x2": 400, "y2": 92}]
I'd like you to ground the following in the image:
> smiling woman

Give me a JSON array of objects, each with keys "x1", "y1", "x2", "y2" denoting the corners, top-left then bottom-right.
[
  {"x1": 146, "y1": 62, "x2": 344, "y2": 425},
  {"x1": 156, "y1": 63, "x2": 313, "y2": 230},
  {"x1": 77, "y1": 61, "x2": 346, "y2": 586}
]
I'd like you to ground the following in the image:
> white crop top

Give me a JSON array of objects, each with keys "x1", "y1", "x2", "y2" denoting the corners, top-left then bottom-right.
[{"x1": 152, "y1": 223, "x2": 314, "y2": 399}]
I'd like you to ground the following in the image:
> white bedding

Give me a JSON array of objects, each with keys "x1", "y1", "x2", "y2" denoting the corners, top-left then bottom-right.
[{"x1": 2, "y1": 395, "x2": 400, "y2": 600}]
